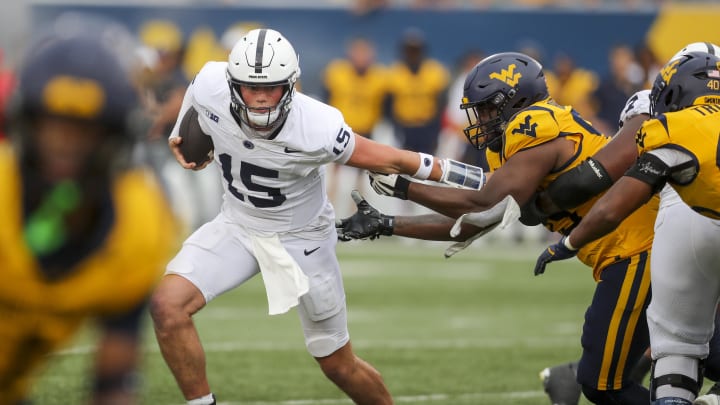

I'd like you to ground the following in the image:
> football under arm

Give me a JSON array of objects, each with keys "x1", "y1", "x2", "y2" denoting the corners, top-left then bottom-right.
[{"x1": 168, "y1": 81, "x2": 195, "y2": 141}]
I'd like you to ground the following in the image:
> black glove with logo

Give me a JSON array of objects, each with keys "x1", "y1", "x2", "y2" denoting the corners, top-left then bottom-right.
[{"x1": 336, "y1": 190, "x2": 394, "y2": 241}]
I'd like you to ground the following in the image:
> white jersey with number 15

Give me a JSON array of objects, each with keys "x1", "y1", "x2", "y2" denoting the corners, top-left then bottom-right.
[{"x1": 170, "y1": 61, "x2": 357, "y2": 235}]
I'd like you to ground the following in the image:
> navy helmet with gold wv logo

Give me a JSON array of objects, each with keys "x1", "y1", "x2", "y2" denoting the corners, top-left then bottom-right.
[
  {"x1": 11, "y1": 27, "x2": 140, "y2": 186},
  {"x1": 17, "y1": 34, "x2": 137, "y2": 132},
  {"x1": 460, "y1": 52, "x2": 548, "y2": 152},
  {"x1": 650, "y1": 51, "x2": 720, "y2": 116}
]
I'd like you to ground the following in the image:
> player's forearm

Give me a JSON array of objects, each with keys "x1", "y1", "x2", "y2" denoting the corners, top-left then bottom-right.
[
  {"x1": 592, "y1": 114, "x2": 646, "y2": 180},
  {"x1": 566, "y1": 177, "x2": 651, "y2": 248},
  {"x1": 393, "y1": 214, "x2": 476, "y2": 241},
  {"x1": 406, "y1": 182, "x2": 489, "y2": 219},
  {"x1": 566, "y1": 205, "x2": 624, "y2": 249},
  {"x1": 347, "y1": 136, "x2": 443, "y2": 181},
  {"x1": 372, "y1": 148, "x2": 443, "y2": 181}
]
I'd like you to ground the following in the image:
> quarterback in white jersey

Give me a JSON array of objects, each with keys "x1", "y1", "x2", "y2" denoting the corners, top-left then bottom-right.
[
  {"x1": 150, "y1": 28, "x2": 479, "y2": 405},
  {"x1": 175, "y1": 61, "x2": 355, "y2": 235}
]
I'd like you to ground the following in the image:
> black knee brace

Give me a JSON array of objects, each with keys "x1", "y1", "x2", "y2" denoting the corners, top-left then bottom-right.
[{"x1": 649, "y1": 359, "x2": 704, "y2": 401}]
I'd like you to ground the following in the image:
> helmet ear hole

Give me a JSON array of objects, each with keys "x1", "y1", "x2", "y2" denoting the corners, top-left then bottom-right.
[{"x1": 664, "y1": 89, "x2": 674, "y2": 111}]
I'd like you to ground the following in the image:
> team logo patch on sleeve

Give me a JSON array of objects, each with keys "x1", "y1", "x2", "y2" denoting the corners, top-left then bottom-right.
[
  {"x1": 511, "y1": 115, "x2": 537, "y2": 137},
  {"x1": 635, "y1": 129, "x2": 647, "y2": 148}
]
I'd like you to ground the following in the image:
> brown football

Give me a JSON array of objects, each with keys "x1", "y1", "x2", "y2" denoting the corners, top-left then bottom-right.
[{"x1": 178, "y1": 106, "x2": 214, "y2": 165}]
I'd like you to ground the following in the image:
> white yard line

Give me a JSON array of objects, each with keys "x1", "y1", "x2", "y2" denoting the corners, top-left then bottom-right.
[
  {"x1": 210, "y1": 390, "x2": 544, "y2": 405},
  {"x1": 56, "y1": 334, "x2": 577, "y2": 356}
]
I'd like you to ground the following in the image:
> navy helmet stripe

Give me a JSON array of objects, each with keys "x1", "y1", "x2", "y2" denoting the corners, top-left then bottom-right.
[
  {"x1": 254, "y1": 29, "x2": 267, "y2": 74},
  {"x1": 706, "y1": 42, "x2": 717, "y2": 55}
]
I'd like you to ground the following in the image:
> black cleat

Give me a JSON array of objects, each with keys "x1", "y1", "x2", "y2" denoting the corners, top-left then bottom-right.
[{"x1": 539, "y1": 361, "x2": 582, "y2": 405}]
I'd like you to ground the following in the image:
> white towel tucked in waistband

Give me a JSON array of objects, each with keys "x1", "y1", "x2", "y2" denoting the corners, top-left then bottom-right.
[{"x1": 250, "y1": 233, "x2": 309, "y2": 315}]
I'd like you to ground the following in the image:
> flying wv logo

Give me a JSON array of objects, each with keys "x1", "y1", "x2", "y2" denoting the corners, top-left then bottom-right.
[
  {"x1": 660, "y1": 59, "x2": 681, "y2": 85},
  {"x1": 511, "y1": 115, "x2": 537, "y2": 138},
  {"x1": 635, "y1": 128, "x2": 648, "y2": 148},
  {"x1": 489, "y1": 63, "x2": 522, "y2": 86}
]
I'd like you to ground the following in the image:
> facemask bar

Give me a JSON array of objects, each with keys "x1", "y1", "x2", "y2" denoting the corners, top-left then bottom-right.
[{"x1": 227, "y1": 71, "x2": 295, "y2": 133}]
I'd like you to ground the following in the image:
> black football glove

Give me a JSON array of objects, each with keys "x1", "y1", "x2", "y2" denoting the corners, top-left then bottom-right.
[
  {"x1": 534, "y1": 236, "x2": 579, "y2": 276},
  {"x1": 336, "y1": 190, "x2": 394, "y2": 241},
  {"x1": 518, "y1": 192, "x2": 549, "y2": 226},
  {"x1": 368, "y1": 171, "x2": 411, "y2": 200}
]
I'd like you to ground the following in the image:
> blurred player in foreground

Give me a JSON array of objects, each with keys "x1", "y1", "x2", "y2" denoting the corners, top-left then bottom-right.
[
  {"x1": 149, "y1": 28, "x2": 481, "y2": 405},
  {"x1": 535, "y1": 50, "x2": 720, "y2": 405},
  {"x1": 338, "y1": 51, "x2": 659, "y2": 404},
  {"x1": 0, "y1": 30, "x2": 176, "y2": 404}
]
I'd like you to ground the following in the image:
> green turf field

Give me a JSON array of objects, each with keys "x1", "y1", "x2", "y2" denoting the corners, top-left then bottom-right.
[{"x1": 31, "y1": 238, "x2": 600, "y2": 404}]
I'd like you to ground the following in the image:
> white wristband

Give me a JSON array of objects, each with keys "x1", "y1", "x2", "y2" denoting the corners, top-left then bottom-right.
[
  {"x1": 563, "y1": 236, "x2": 578, "y2": 251},
  {"x1": 412, "y1": 153, "x2": 434, "y2": 180}
]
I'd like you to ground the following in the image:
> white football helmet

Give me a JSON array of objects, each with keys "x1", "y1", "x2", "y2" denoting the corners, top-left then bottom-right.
[
  {"x1": 670, "y1": 41, "x2": 720, "y2": 61},
  {"x1": 226, "y1": 28, "x2": 300, "y2": 136}
]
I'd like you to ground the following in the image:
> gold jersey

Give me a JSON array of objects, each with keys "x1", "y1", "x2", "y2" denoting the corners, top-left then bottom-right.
[
  {"x1": 386, "y1": 59, "x2": 449, "y2": 126},
  {"x1": 637, "y1": 103, "x2": 720, "y2": 219},
  {"x1": 323, "y1": 60, "x2": 388, "y2": 136},
  {"x1": 0, "y1": 142, "x2": 178, "y2": 316},
  {"x1": 0, "y1": 141, "x2": 178, "y2": 402},
  {"x1": 490, "y1": 99, "x2": 657, "y2": 279}
]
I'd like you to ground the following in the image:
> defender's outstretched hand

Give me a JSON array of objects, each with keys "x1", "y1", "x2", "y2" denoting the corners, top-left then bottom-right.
[
  {"x1": 368, "y1": 171, "x2": 411, "y2": 200},
  {"x1": 336, "y1": 190, "x2": 395, "y2": 241},
  {"x1": 534, "y1": 236, "x2": 579, "y2": 276}
]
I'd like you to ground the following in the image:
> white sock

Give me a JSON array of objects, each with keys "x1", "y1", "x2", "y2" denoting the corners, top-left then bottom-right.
[{"x1": 188, "y1": 393, "x2": 215, "y2": 405}]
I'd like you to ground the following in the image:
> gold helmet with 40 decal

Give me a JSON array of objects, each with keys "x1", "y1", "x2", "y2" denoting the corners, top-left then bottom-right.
[{"x1": 226, "y1": 28, "x2": 301, "y2": 137}]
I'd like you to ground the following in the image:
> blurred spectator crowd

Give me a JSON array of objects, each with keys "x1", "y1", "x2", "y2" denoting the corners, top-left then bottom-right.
[
  {"x1": 351, "y1": 0, "x2": 666, "y2": 13},
  {"x1": 0, "y1": 16, "x2": 664, "y2": 243}
]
